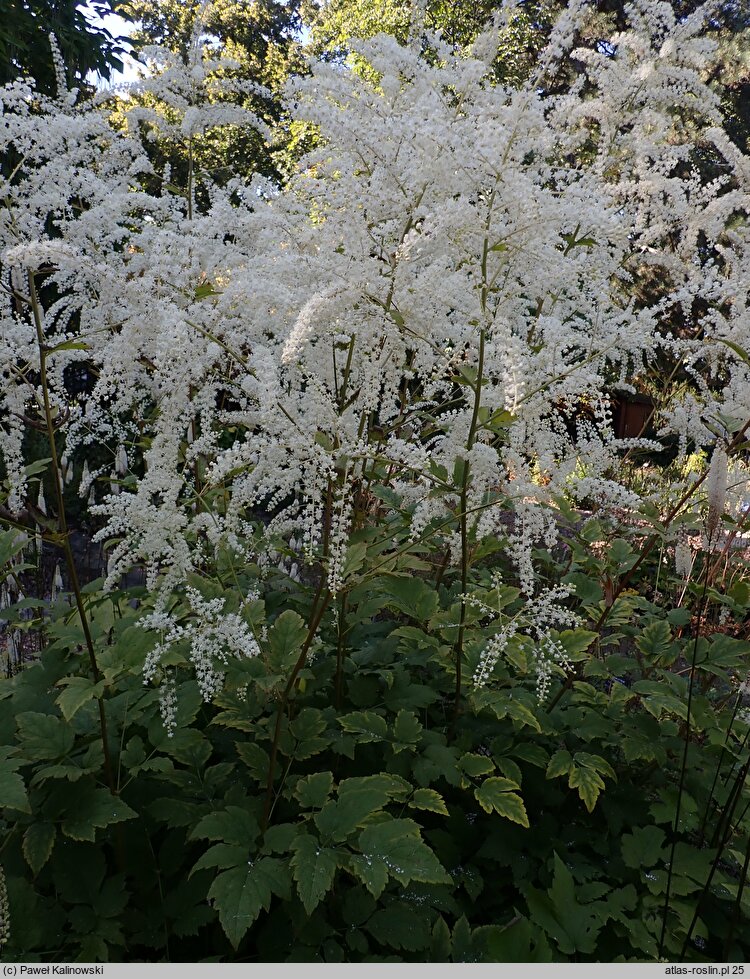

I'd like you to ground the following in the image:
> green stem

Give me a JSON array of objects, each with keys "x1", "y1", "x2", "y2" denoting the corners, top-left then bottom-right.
[
  {"x1": 698, "y1": 692, "x2": 742, "y2": 845},
  {"x1": 334, "y1": 592, "x2": 348, "y2": 710},
  {"x1": 658, "y1": 547, "x2": 712, "y2": 959},
  {"x1": 261, "y1": 582, "x2": 331, "y2": 831},
  {"x1": 28, "y1": 272, "x2": 116, "y2": 797},
  {"x1": 680, "y1": 755, "x2": 750, "y2": 959},
  {"x1": 724, "y1": 830, "x2": 750, "y2": 959},
  {"x1": 451, "y1": 328, "x2": 485, "y2": 733}
]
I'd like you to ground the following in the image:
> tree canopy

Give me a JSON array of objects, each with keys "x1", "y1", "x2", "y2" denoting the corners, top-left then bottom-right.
[{"x1": 0, "y1": 0, "x2": 127, "y2": 92}]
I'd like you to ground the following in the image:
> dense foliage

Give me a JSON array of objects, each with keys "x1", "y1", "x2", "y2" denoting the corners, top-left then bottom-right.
[
  {"x1": 1, "y1": 0, "x2": 750, "y2": 963},
  {"x1": 0, "y1": 0, "x2": 127, "y2": 92},
  {"x1": 118, "y1": 0, "x2": 309, "y2": 182}
]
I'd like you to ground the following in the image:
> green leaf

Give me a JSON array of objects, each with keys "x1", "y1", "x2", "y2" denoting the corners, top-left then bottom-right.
[
  {"x1": 357, "y1": 818, "x2": 450, "y2": 886},
  {"x1": 637, "y1": 620, "x2": 673, "y2": 661},
  {"x1": 235, "y1": 741, "x2": 270, "y2": 779},
  {"x1": 55, "y1": 676, "x2": 101, "y2": 721},
  {"x1": 289, "y1": 707, "x2": 327, "y2": 741},
  {"x1": 459, "y1": 753, "x2": 495, "y2": 777},
  {"x1": 0, "y1": 528, "x2": 29, "y2": 567},
  {"x1": 392, "y1": 709, "x2": 422, "y2": 747},
  {"x1": 564, "y1": 572, "x2": 604, "y2": 606},
  {"x1": 262, "y1": 823, "x2": 298, "y2": 854},
  {"x1": 408, "y1": 788, "x2": 449, "y2": 816},
  {"x1": 342, "y1": 541, "x2": 368, "y2": 580},
  {"x1": 730, "y1": 580, "x2": 750, "y2": 606},
  {"x1": 482, "y1": 917, "x2": 554, "y2": 963},
  {"x1": 295, "y1": 771, "x2": 334, "y2": 809},
  {"x1": 191, "y1": 843, "x2": 248, "y2": 877},
  {"x1": 380, "y1": 575, "x2": 439, "y2": 621},
  {"x1": 474, "y1": 779, "x2": 529, "y2": 827},
  {"x1": 338, "y1": 710, "x2": 388, "y2": 742},
  {"x1": 190, "y1": 807, "x2": 260, "y2": 847},
  {"x1": 61, "y1": 788, "x2": 137, "y2": 841},
  {"x1": 268, "y1": 610, "x2": 307, "y2": 669},
  {"x1": 48, "y1": 339, "x2": 91, "y2": 353},
  {"x1": 431, "y1": 916, "x2": 452, "y2": 961},
  {"x1": 208, "y1": 858, "x2": 286, "y2": 950},
  {"x1": 22, "y1": 458, "x2": 52, "y2": 479},
  {"x1": 0, "y1": 767, "x2": 30, "y2": 813},
  {"x1": 22, "y1": 822, "x2": 56, "y2": 875},
  {"x1": 523, "y1": 854, "x2": 604, "y2": 955},
  {"x1": 568, "y1": 765, "x2": 605, "y2": 813},
  {"x1": 717, "y1": 337, "x2": 750, "y2": 367},
  {"x1": 16, "y1": 712, "x2": 74, "y2": 761},
  {"x1": 573, "y1": 752, "x2": 616, "y2": 781},
  {"x1": 621, "y1": 826, "x2": 666, "y2": 869},
  {"x1": 513, "y1": 743, "x2": 549, "y2": 769},
  {"x1": 366, "y1": 904, "x2": 431, "y2": 951},
  {"x1": 556, "y1": 629, "x2": 598, "y2": 660},
  {"x1": 315, "y1": 785, "x2": 388, "y2": 842},
  {"x1": 546, "y1": 749, "x2": 574, "y2": 780},
  {"x1": 194, "y1": 281, "x2": 221, "y2": 299},
  {"x1": 290, "y1": 833, "x2": 339, "y2": 914},
  {"x1": 348, "y1": 853, "x2": 390, "y2": 899}
]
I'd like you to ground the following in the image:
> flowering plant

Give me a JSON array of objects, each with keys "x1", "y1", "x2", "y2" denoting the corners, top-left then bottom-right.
[{"x1": 1, "y1": 0, "x2": 750, "y2": 963}]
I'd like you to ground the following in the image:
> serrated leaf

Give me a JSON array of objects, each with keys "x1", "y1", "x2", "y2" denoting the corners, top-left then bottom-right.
[
  {"x1": 348, "y1": 853, "x2": 390, "y2": 898},
  {"x1": 191, "y1": 843, "x2": 247, "y2": 877},
  {"x1": 290, "y1": 833, "x2": 339, "y2": 914},
  {"x1": 574, "y1": 751, "x2": 616, "y2": 781},
  {"x1": 268, "y1": 610, "x2": 307, "y2": 669},
  {"x1": 16, "y1": 712, "x2": 74, "y2": 761},
  {"x1": 295, "y1": 771, "x2": 334, "y2": 809},
  {"x1": 61, "y1": 789, "x2": 137, "y2": 841},
  {"x1": 621, "y1": 826, "x2": 666, "y2": 869},
  {"x1": 235, "y1": 741, "x2": 270, "y2": 778},
  {"x1": 289, "y1": 707, "x2": 327, "y2": 740},
  {"x1": 149, "y1": 797, "x2": 202, "y2": 827},
  {"x1": 556, "y1": 629, "x2": 598, "y2": 660},
  {"x1": 357, "y1": 818, "x2": 450, "y2": 886},
  {"x1": 474, "y1": 779, "x2": 529, "y2": 827},
  {"x1": 208, "y1": 858, "x2": 285, "y2": 949},
  {"x1": 459, "y1": 752, "x2": 495, "y2": 777},
  {"x1": 0, "y1": 768, "x2": 30, "y2": 813},
  {"x1": 409, "y1": 788, "x2": 448, "y2": 816},
  {"x1": 432, "y1": 915, "x2": 452, "y2": 960},
  {"x1": 523, "y1": 854, "x2": 603, "y2": 955},
  {"x1": 546, "y1": 749, "x2": 574, "y2": 780},
  {"x1": 380, "y1": 575, "x2": 439, "y2": 622},
  {"x1": 190, "y1": 806, "x2": 259, "y2": 846},
  {"x1": 636, "y1": 620, "x2": 672, "y2": 659},
  {"x1": 392, "y1": 709, "x2": 422, "y2": 745},
  {"x1": 505, "y1": 699, "x2": 542, "y2": 732},
  {"x1": 314, "y1": 787, "x2": 386, "y2": 842},
  {"x1": 23, "y1": 822, "x2": 55, "y2": 874},
  {"x1": 366, "y1": 904, "x2": 431, "y2": 951},
  {"x1": 568, "y1": 765, "x2": 605, "y2": 813},
  {"x1": 55, "y1": 676, "x2": 101, "y2": 721},
  {"x1": 338, "y1": 710, "x2": 388, "y2": 742},
  {"x1": 29, "y1": 764, "x2": 89, "y2": 787}
]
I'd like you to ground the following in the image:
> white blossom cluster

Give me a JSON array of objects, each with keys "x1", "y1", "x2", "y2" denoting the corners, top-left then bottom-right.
[
  {"x1": 473, "y1": 582, "x2": 579, "y2": 698},
  {"x1": 1, "y1": 2, "x2": 749, "y2": 698},
  {"x1": 142, "y1": 586, "x2": 261, "y2": 727}
]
